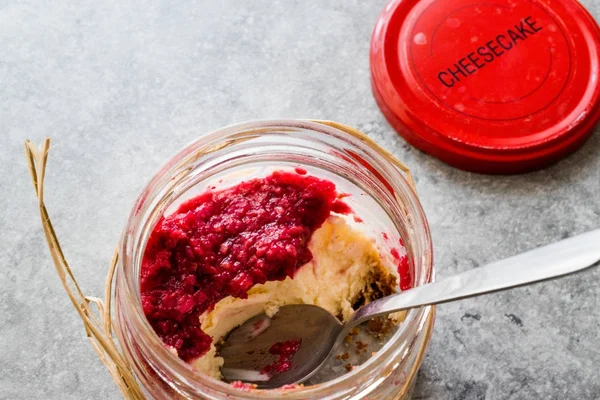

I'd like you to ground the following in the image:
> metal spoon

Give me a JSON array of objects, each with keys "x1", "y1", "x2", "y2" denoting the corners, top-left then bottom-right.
[{"x1": 220, "y1": 229, "x2": 600, "y2": 388}]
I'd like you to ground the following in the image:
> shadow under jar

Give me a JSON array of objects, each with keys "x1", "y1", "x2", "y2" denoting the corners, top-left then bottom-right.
[{"x1": 114, "y1": 120, "x2": 435, "y2": 400}]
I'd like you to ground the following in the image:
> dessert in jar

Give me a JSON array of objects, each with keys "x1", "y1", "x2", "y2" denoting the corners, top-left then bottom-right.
[{"x1": 115, "y1": 120, "x2": 434, "y2": 399}]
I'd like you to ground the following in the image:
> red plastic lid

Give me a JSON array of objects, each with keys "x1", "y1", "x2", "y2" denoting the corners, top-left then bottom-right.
[{"x1": 371, "y1": 0, "x2": 600, "y2": 174}]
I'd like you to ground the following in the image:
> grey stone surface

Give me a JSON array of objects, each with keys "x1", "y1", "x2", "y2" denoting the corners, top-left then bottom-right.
[{"x1": 1, "y1": 0, "x2": 599, "y2": 399}]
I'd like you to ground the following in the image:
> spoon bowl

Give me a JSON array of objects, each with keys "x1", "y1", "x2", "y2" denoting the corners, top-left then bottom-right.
[{"x1": 220, "y1": 305, "x2": 342, "y2": 388}]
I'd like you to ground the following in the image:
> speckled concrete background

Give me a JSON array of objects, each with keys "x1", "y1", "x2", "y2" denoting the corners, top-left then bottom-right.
[{"x1": 2, "y1": 1, "x2": 599, "y2": 399}]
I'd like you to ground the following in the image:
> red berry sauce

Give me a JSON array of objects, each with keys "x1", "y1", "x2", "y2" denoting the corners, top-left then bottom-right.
[
  {"x1": 140, "y1": 171, "x2": 343, "y2": 362},
  {"x1": 260, "y1": 339, "x2": 303, "y2": 377},
  {"x1": 390, "y1": 245, "x2": 412, "y2": 291}
]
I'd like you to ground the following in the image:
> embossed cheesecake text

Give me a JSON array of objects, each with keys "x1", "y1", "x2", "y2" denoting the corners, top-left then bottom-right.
[{"x1": 437, "y1": 16, "x2": 543, "y2": 88}]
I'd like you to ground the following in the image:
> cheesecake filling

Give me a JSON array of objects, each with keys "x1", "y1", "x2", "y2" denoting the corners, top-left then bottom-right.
[{"x1": 140, "y1": 170, "x2": 407, "y2": 380}]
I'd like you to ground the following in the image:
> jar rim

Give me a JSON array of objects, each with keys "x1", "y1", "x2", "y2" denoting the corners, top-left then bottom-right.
[{"x1": 117, "y1": 119, "x2": 435, "y2": 398}]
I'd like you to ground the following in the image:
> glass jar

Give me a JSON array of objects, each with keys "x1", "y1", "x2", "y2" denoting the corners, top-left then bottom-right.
[{"x1": 114, "y1": 120, "x2": 435, "y2": 400}]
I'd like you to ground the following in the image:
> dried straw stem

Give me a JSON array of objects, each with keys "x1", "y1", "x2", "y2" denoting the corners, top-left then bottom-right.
[{"x1": 25, "y1": 139, "x2": 145, "y2": 400}]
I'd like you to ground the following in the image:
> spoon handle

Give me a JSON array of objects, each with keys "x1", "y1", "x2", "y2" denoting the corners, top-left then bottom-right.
[{"x1": 346, "y1": 229, "x2": 600, "y2": 327}]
